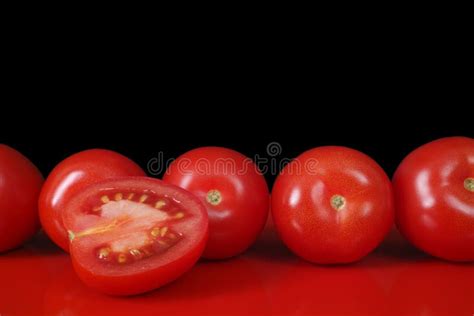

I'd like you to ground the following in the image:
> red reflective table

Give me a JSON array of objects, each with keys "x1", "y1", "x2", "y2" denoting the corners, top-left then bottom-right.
[{"x1": 1, "y1": 223, "x2": 473, "y2": 316}]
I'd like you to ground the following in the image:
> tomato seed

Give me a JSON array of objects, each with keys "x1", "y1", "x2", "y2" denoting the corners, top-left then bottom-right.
[
  {"x1": 101, "y1": 195, "x2": 110, "y2": 203},
  {"x1": 130, "y1": 249, "x2": 142, "y2": 257},
  {"x1": 175, "y1": 212, "x2": 184, "y2": 219},
  {"x1": 118, "y1": 254, "x2": 127, "y2": 263},
  {"x1": 127, "y1": 193, "x2": 135, "y2": 200},
  {"x1": 114, "y1": 193, "x2": 123, "y2": 201},
  {"x1": 139, "y1": 194, "x2": 148, "y2": 203},
  {"x1": 160, "y1": 226, "x2": 168, "y2": 237},
  {"x1": 98, "y1": 247, "x2": 110, "y2": 259},
  {"x1": 151, "y1": 227, "x2": 161, "y2": 237},
  {"x1": 155, "y1": 200, "x2": 166, "y2": 209}
]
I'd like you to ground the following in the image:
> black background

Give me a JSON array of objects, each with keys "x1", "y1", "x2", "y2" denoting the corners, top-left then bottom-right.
[
  {"x1": 1, "y1": 38, "x2": 472, "y2": 186},
  {"x1": 1, "y1": 99, "x2": 471, "y2": 187}
]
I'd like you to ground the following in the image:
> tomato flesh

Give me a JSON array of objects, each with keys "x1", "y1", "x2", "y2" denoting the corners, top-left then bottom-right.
[
  {"x1": 63, "y1": 177, "x2": 208, "y2": 295},
  {"x1": 71, "y1": 192, "x2": 184, "y2": 264}
]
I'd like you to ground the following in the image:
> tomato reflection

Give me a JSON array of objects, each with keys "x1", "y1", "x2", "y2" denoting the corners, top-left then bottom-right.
[
  {"x1": 269, "y1": 262, "x2": 389, "y2": 315},
  {"x1": 1, "y1": 225, "x2": 473, "y2": 316},
  {"x1": 389, "y1": 262, "x2": 474, "y2": 316},
  {"x1": 0, "y1": 232, "x2": 62, "y2": 315},
  {"x1": 43, "y1": 257, "x2": 270, "y2": 316}
]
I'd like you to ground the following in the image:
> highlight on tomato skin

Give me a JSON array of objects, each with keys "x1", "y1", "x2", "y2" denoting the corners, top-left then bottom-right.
[
  {"x1": 39, "y1": 149, "x2": 146, "y2": 252},
  {"x1": 62, "y1": 177, "x2": 209, "y2": 296},
  {"x1": 0, "y1": 145, "x2": 44, "y2": 252},
  {"x1": 163, "y1": 147, "x2": 270, "y2": 260},
  {"x1": 271, "y1": 146, "x2": 395, "y2": 265},
  {"x1": 393, "y1": 136, "x2": 474, "y2": 262}
]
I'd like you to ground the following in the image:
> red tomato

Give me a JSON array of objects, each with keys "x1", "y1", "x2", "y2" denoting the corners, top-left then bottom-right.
[
  {"x1": 163, "y1": 147, "x2": 269, "y2": 259},
  {"x1": 0, "y1": 145, "x2": 44, "y2": 252},
  {"x1": 271, "y1": 146, "x2": 394, "y2": 264},
  {"x1": 62, "y1": 177, "x2": 208, "y2": 295},
  {"x1": 39, "y1": 149, "x2": 145, "y2": 252},
  {"x1": 393, "y1": 137, "x2": 474, "y2": 262}
]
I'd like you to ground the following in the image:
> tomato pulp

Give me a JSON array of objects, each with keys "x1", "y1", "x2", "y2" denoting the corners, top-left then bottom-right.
[
  {"x1": 0, "y1": 145, "x2": 44, "y2": 252},
  {"x1": 164, "y1": 147, "x2": 269, "y2": 259},
  {"x1": 393, "y1": 137, "x2": 474, "y2": 262},
  {"x1": 272, "y1": 146, "x2": 394, "y2": 264},
  {"x1": 63, "y1": 177, "x2": 208, "y2": 295},
  {"x1": 39, "y1": 149, "x2": 145, "y2": 252}
]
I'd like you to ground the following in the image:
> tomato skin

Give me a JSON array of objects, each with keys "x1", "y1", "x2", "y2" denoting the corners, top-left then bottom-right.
[
  {"x1": 271, "y1": 146, "x2": 394, "y2": 264},
  {"x1": 0, "y1": 145, "x2": 44, "y2": 252},
  {"x1": 72, "y1": 238, "x2": 207, "y2": 296},
  {"x1": 163, "y1": 147, "x2": 270, "y2": 259},
  {"x1": 39, "y1": 149, "x2": 145, "y2": 252},
  {"x1": 63, "y1": 177, "x2": 209, "y2": 295},
  {"x1": 393, "y1": 137, "x2": 474, "y2": 262}
]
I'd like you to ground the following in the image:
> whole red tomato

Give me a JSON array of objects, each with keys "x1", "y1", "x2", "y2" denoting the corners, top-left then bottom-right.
[
  {"x1": 393, "y1": 137, "x2": 474, "y2": 262},
  {"x1": 0, "y1": 145, "x2": 44, "y2": 252},
  {"x1": 39, "y1": 149, "x2": 145, "y2": 252},
  {"x1": 272, "y1": 146, "x2": 394, "y2": 264},
  {"x1": 163, "y1": 147, "x2": 269, "y2": 259}
]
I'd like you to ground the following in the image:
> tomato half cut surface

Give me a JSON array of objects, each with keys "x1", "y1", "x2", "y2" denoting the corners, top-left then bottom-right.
[{"x1": 62, "y1": 177, "x2": 208, "y2": 296}]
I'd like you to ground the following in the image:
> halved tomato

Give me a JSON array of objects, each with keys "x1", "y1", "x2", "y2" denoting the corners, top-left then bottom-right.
[{"x1": 62, "y1": 177, "x2": 208, "y2": 296}]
